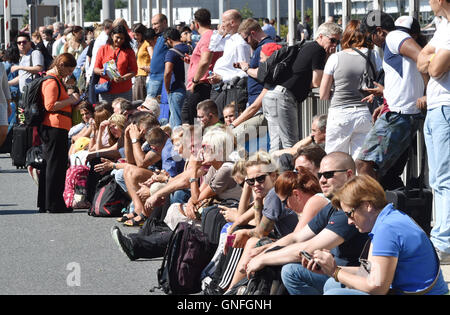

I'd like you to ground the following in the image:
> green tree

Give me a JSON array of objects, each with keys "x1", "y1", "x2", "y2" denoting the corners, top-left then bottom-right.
[
  {"x1": 83, "y1": 0, "x2": 127, "y2": 22},
  {"x1": 239, "y1": 3, "x2": 254, "y2": 19}
]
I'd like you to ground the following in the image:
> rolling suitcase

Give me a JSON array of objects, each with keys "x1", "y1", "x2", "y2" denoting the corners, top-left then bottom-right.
[
  {"x1": 385, "y1": 140, "x2": 432, "y2": 235},
  {"x1": 10, "y1": 124, "x2": 33, "y2": 169}
]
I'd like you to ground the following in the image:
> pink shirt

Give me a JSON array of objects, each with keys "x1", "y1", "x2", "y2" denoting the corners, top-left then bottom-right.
[{"x1": 186, "y1": 30, "x2": 223, "y2": 90}]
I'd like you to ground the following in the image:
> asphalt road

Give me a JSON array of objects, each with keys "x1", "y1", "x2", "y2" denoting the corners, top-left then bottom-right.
[{"x1": 0, "y1": 153, "x2": 162, "y2": 295}]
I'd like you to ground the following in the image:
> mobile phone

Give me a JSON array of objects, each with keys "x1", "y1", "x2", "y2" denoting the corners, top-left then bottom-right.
[{"x1": 300, "y1": 251, "x2": 321, "y2": 270}]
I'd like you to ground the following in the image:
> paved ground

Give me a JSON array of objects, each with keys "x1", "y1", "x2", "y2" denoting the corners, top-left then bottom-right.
[
  {"x1": 1, "y1": 152, "x2": 448, "y2": 295},
  {"x1": 0, "y1": 153, "x2": 162, "y2": 295}
]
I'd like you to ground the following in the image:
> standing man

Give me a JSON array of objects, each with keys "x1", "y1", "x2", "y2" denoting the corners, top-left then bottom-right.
[
  {"x1": 10, "y1": 33, "x2": 44, "y2": 94},
  {"x1": 147, "y1": 14, "x2": 169, "y2": 98},
  {"x1": 264, "y1": 22, "x2": 341, "y2": 150},
  {"x1": 417, "y1": 0, "x2": 450, "y2": 264},
  {"x1": 208, "y1": 10, "x2": 251, "y2": 87},
  {"x1": 229, "y1": 19, "x2": 275, "y2": 143},
  {"x1": 163, "y1": 28, "x2": 190, "y2": 128},
  {"x1": 181, "y1": 8, "x2": 222, "y2": 125}
]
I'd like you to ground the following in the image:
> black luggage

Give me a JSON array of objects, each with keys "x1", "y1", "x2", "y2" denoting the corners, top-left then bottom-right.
[
  {"x1": 10, "y1": 124, "x2": 33, "y2": 169},
  {"x1": 385, "y1": 139, "x2": 432, "y2": 235}
]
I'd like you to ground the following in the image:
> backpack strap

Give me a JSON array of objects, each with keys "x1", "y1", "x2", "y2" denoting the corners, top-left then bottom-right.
[
  {"x1": 42, "y1": 75, "x2": 72, "y2": 119},
  {"x1": 351, "y1": 48, "x2": 377, "y2": 80}
]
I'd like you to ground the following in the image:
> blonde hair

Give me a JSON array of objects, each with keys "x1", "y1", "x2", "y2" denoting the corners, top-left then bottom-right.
[
  {"x1": 331, "y1": 175, "x2": 388, "y2": 211},
  {"x1": 202, "y1": 128, "x2": 235, "y2": 162}
]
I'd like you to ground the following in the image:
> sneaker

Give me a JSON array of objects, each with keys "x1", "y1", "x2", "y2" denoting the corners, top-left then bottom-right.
[
  {"x1": 111, "y1": 226, "x2": 136, "y2": 261},
  {"x1": 437, "y1": 249, "x2": 450, "y2": 265}
]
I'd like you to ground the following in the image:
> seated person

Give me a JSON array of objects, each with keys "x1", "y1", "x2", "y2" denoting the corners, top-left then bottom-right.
[
  {"x1": 273, "y1": 114, "x2": 327, "y2": 158},
  {"x1": 68, "y1": 101, "x2": 95, "y2": 155},
  {"x1": 138, "y1": 96, "x2": 161, "y2": 119},
  {"x1": 164, "y1": 127, "x2": 242, "y2": 229},
  {"x1": 89, "y1": 113, "x2": 126, "y2": 153},
  {"x1": 244, "y1": 152, "x2": 368, "y2": 295},
  {"x1": 293, "y1": 144, "x2": 327, "y2": 178},
  {"x1": 222, "y1": 102, "x2": 237, "y2": 127},
  {"x1": 319, "y1": 175, "x2": 448, "y2": 295},
  {"x1": 208, "y1": 151, "x2": 299, "y2": 293}
]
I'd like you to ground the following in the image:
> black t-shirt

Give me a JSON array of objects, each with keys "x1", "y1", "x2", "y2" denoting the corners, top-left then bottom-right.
[
  {"x1": 279, "y1": 41, "x2": 326, "y2": 102},
  {"x1": 308, "y1": 203, "x2": 369, "y2": 266}
]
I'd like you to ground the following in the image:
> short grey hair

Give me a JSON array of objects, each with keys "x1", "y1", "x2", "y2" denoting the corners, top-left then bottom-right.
[
  {"x1": 315, "y1": 22, "x2": 342, "y2": 39},
  {"x1": 143, "y1": 96, "x2": 160, "y2": 118},
  {"x1": 313, "y1": 114, "x2": 327, "y2": 132}
]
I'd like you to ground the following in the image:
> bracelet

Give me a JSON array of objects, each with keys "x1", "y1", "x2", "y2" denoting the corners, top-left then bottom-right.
[
  {"x1": 112, "y1": 163, "x2": 116, "y2": 170},
  {"x1": 333, "y1": 266, "x2": 342, "y2": 282}
]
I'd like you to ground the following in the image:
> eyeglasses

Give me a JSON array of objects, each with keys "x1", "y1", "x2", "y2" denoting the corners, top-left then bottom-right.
[
  {"x1": 16, "y1": 40, "x2": 28, "y2": 45},
  {"x1": 326, "y1": 35, "x2": 340, "y2": 45},
  {"x1": 344, "y1": 207, "x2": 356, "y2": 219},
  {"x1": 317, "y1": 169, "x2": 347, "y2": 180},
  {"x1": 245, "y1": 174, "x2": 267, "y2": 186}
]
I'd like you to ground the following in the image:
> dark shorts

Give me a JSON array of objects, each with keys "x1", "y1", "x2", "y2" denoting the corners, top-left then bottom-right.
[{"x1": 357, "y1": 111, "x2": 422, "y2": 177}]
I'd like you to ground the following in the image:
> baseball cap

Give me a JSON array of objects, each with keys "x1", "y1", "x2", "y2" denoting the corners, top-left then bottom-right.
[
  {"x1": 395, "y1": 16, "x2": 421, "y2": 34},
  {"x1": 261, "y1": 43, "x2": 282, "y2": 57}
]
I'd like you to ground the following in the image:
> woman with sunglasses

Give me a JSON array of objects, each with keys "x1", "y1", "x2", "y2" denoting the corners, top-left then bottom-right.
[
  {"x1": 320, "y1": 20, "x2": 382, "y2": 160},
  {"x1": 310, "y1": 175, "x2": 448, "y2": 295},
  {"x1": 221, "y1": 151, "x2": 299, "y2": 291},
  {"x1": 226, "y1": 166, "x2": 329, "y2": 291}
]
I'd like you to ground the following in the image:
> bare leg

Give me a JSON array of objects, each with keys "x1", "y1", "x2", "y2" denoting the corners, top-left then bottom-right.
[{"x1": 123, "y1": 164, "x2": 153, "y2": 224}]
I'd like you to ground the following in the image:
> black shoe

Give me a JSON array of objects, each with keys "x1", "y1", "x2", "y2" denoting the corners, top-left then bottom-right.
[{"x1": 111, "y1": 226, "x2": 137, "y2": 261}]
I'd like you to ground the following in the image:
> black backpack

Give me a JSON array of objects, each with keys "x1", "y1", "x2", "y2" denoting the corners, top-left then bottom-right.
[
  {"x1": 21, "y1": 75, "x2": 72, "y2": 127},
  {"x1": 156, "y1": 222, "x2": 216, "y2": 295},
  {"x1": 257, "y1": 39, "x2": 305, "y2": 85}
]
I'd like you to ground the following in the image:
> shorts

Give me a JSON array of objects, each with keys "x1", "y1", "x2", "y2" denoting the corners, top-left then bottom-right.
[
  {"x1": 0, "y1": 103, "x2": 8, "y2": 126},
  {"x1": 357, "y1": 111, "x2": 422, "y2": 177}
]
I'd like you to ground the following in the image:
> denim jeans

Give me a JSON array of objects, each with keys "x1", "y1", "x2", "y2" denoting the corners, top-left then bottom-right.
[
  {"x1": 263, "y1": 86, "x2": 301, "y2": 150},
  {"x1": 168, "y1": 88, "x2": 186, "y2": 128},
  {"x1": 281, "y1": 263, "x2": 330, "y2": 295},
  {"x1": 146, "y1": 78, "x2": 163, "y2": 98},
  {"x1": 424, "y1": 105, "x2": 450, "y2": 254}
]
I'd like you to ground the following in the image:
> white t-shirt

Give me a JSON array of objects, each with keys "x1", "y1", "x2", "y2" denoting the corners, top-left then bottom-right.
[
  {"x1": 383, "y1": 30, "x2": 424, "y2": 114},
  {"x1": 426, "y1": 17, "x2": 450, "y2": 110}
]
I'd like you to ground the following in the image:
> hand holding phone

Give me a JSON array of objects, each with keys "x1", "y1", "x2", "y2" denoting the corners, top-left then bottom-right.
[{"x1": 226, "y1": 234, "x2": 236, "y2": 248}]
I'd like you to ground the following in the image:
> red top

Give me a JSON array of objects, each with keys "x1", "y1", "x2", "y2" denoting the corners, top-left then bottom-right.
[{"x1": 94, "y1": 44, "x2": 138, "y2": 95}]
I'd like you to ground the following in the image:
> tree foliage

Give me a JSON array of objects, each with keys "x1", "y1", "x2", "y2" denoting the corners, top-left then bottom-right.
[{"x1": 83, "y1": 0, "x2": 127, "y2": 22}]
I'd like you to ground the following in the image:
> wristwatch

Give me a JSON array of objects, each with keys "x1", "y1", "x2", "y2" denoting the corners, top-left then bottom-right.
[
  {"x1": 131, "y1": 138, "x2": 139, "y2": 144},
  {"x1": 189, "y1": 178, "x2": 198, "y2": 183},
  {"x1": 192, "y1": 78, "x2": 199, "y2": 84}
]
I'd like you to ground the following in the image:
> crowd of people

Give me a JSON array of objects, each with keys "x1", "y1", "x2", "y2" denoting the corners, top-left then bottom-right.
[{"x1": 0, "y1": 0, "x2": 449, "y2": 295}]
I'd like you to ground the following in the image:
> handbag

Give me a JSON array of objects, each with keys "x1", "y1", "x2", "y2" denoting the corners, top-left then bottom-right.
[
  {"x1": 351, "y1": 48, "x2": 377, "y2": 95},
  {"x1": 94, "y1": 81, "x2": 111, "y2": 94}
]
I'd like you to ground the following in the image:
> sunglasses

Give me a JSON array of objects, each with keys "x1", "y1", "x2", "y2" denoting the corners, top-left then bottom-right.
[
  {"x1": 16, "y1": 40, "x2": 28, "y2": 45},
  {"x1": 344, "y1": 207, "x2": 355, "y2": 219},
  {"x1": 317, "y1": 169, "x2": 347, "y2": 180},
  {"x1": 326, "y1": 35, "x2": 340, "y2": 45},
  {"x1": 245, "y1": 174, "x2": 267, "y2": 186}
]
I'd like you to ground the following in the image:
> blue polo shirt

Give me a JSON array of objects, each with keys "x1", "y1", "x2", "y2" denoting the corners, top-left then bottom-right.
[
  {"x1": 161, "y1": 138, "x2": 185, "y2": 177},
  {"x1": 150, "y1": 35, "x2": 169, "y2": 81},
  {"x1": 247, "y1": 36, "x2": 274, "y2": 107},
  {"x1": 369, "y1": 203, "x2": 448, "y2": 294}
]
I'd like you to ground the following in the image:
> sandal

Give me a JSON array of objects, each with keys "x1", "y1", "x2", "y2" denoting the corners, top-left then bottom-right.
[
  {"x1": 117, "y1": 212, "x2": 137, "y2": 223},
  {"x1": 123, "y1": 213, "x2": 147, "y2": 227}
]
